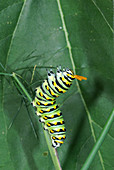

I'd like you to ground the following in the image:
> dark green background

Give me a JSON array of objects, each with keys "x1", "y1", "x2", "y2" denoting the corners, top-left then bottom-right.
[{"x1": 0, "y1": 0, "x2": 113, "y2": 169}]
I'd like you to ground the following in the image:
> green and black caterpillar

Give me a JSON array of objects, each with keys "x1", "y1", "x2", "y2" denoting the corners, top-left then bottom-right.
[{"x1": 32, "y1": 66, "x2": 87, "y2": 148}]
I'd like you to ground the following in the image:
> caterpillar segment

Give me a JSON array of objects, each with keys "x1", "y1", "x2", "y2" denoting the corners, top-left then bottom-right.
[
  {"x1": 47, "y1": 72, "x2": 67, "y2": 94},
  {"x1": 43, "y1": 121, "x2": 65, "y2": 132},
  {"x1": 43, "y1": 116, "x2": 65, "y2": 129},
  {"x1": 32, "y1": 66, "x2": 87, "y2": 148},
  {"x1": 35, "y1": 87, "x2": 55, "y2": 101},
  {"x1": 39, "y1": 110, "x2": 63, "y2": 122},
  {"x1": 32, "y1": 96, "x2": 56, "y2": 107},
  {"x1": 42, "y1": 80, "x2": 60, "y2": 97},
  {"x1": 37, "y1": 104, "x2": 59, "y2": 114}
]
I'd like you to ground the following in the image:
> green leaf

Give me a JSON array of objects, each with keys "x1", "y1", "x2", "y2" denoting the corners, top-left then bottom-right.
[{"x1": 0, "y1": 0, "x2": 113, "y2": 170}]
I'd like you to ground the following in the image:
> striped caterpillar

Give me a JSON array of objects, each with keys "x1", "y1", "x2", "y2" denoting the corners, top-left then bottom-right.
[{"x1": 32, "y1": 66, "x2": 87, "y2": 148}]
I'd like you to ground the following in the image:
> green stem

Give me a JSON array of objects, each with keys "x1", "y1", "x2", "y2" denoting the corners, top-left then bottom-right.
[
  {"x1": 0, "y1": 72, "x2": 12, "y2": 76},
  {"x1": 12, "y1": 72, "x2": 62, "y2": 170},
  {"x1": 12, "y1": 72, "x2": 32, "y2": 102},
  {"x1": 81, "y1": 109, "x2": 114, "y2": 170},
  {"x1": 43, "y1": 129, "x2": 62, "y2": 170}
]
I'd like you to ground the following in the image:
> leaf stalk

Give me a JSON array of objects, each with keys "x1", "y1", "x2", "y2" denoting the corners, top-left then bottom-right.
[
  {"x1": 12, "y1": 72, "x2": 62, "y2": 170},
  {"x1": 81, "y1": 109, "x2": 114, "y2": 170}
]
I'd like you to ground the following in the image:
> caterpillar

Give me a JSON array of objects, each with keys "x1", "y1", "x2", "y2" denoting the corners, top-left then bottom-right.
[{"x1": 32, "y1": 66, "x2": 87, "y2": 148}]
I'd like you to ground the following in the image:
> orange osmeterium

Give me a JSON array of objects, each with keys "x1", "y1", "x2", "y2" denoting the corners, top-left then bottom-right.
[{"x1": 73, "y1": 75, "x2": 87, "y2": 81}]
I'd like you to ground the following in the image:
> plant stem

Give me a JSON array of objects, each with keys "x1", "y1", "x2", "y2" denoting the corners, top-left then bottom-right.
[
  {"x1": 12, "y1": 72, "x2": 32, "y2": 102},
  {"x1": 0, "y1": 72, "x2": 12, "y2": 76},
  {"x1": 12, "y1": 72, "x2": 62, "y2": 170},
  {"x1": 81, "y1": 109, "x2": 114, "y2": 170},
  {"x1": 43, "y1": 129, "x2": 62, "y2": 170}
]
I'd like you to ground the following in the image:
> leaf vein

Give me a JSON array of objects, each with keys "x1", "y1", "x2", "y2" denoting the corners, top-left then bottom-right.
[
  {"x1": 56, "y1": 0, "x2": 105, "y2": 169},
  {"x1": 92, "y1": 120, "x2": 114, "y2": 140},
  {"x1": 91, "y1": 0, "x2": 113, "y2": 33},
  {"x1": 5, "y1": 1, "x2": 25, "y2": 70}
]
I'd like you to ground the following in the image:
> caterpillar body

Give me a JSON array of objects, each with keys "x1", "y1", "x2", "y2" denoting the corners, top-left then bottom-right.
[{"x1": 32, "y1": 66, "x2": 87, "y2": 148}]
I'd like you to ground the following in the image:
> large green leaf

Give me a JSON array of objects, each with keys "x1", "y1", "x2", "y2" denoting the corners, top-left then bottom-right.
[{"x1": 0, "y1": 0, "x2": 113, "y2": 170}]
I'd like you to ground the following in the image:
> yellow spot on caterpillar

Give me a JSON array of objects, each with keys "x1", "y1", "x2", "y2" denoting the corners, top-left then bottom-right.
[
  {"x1": 50, "y1": 130, "x2": 54, "y2": 133},
  {"x1": 47, "y1": 123, "x2": 51, "y2": 126},
  {"x1": 51, "y1": 115, "x2": 54, "y2": 118},
  {"x1": 60, "y1": 121, "x2": 63, "y2": 124},
  {"x1": 40, "y1": 92, "x2": 43, "y2": 96},
  {"x1": 56, "y1": 129, "x2": 60, "y2": 132},
  {"x1": 63, "y1": 136, "x2": 65, "y2": 139},
  {"x1": 54, "y1": 105, "x2": 56, "y2": 109},
  {"x1": 37, "y1": 102, "x2": 40, "y2": 105},
  {"x1": 40, "y1": 110, "x2": 43, "y2": 113},
  {"x1": 44, "y1": 103, "x2": 48, "y2": 106},
  {"x1": 56, "y1": 141, "x2": 63, "y2": 144},
  {"x1": 51, "y1": 98, "x2": 54, "y2": 101},
  {"x1": 47, "y1": 109, "x2": 50, "y2": 112},
  {"x1": 52, "y1": 137, "x2": 56, "y2": 140},
  {"x1": 43, "y1": 116, "x2": 47, "y2": 120},
  {"x1": 67, "y1": 74, "x2": 73, "y2": 78},
  {"x1": 51, "y1": 91, "x2": 55, "y2": 96},
  {"x1": 62, "y1": 128, "x2": 65, "y2": 131},
  {"x1": 57, "y1": 113, "x2": 61, "y2": 116},
  {"x1": 54, "y1": 82, "x2": 56, "y2": 86},
  {"x1": 54, "y1": 122, "x2": 57, "y2": 125},
  {"x1": 58, "y1": 137, "x2": 62, "y2": 140},
  {"x1": 62, "y1": 77, "x2": 65, "y2": 81},
  {"x1": 51, "y1": 102, "x2": 54, "y2": 105},
  {"x1": 58, "y1": 88, "x2": 62, "y2": 92},
  {"x1": 67, "y1": 74, "x2": 71, "y2": 77},
  {"x1": 66, "y1": 81, "x2": 69, "y2": 85},
  {"x1": 46, "y1": 86, "x2": 49, "y2": 90},
  {"x1": 46, "y1": 97, "x2": 50, "y2": 100}
]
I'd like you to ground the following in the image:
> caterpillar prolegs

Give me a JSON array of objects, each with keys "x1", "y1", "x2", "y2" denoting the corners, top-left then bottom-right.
[{"x1": 32, "y1": 66, "x2": 87, "y2": 148}]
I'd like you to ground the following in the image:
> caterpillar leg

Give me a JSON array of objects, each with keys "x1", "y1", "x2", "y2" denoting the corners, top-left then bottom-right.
[
  {"x1": 52, "y1": 140, "x2": 61, "y2": 148},
  {"x1": 51, "y1": 135, "x2": 66, "y2": 148}
]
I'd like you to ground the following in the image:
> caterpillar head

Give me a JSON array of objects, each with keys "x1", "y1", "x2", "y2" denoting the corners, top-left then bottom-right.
[
  {"x1": 62, "y1": 68, "x2": 74, "y2": 80},
  {"x1": 66, "y1": 68, "x2": 74, "y2": 76},
  {"x1": 64, "y1": 68, "x2": 87, "y2": 81}
]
